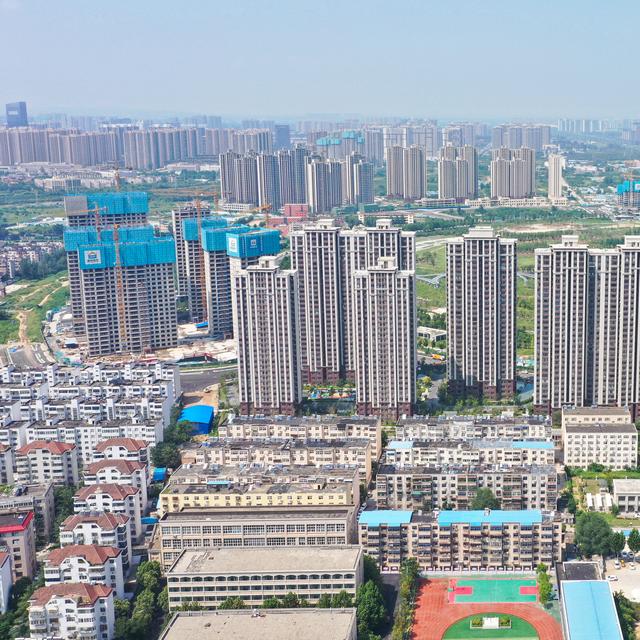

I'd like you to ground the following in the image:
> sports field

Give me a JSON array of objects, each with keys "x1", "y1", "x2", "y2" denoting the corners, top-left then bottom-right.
[
  {"x1": 443, "y1": 613, "x2": 539, "y2": 639},
  {"x1": 449, "y1": 579, "x2": 538, "y2": 604}
]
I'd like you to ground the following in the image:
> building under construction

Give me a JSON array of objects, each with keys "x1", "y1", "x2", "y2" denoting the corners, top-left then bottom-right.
[
  {"x1": 64, "y1": 226, "x2": 177, "y2": 357},
  {"x1": 64, "y1": 192, "x2": 149, "y2": 335}
]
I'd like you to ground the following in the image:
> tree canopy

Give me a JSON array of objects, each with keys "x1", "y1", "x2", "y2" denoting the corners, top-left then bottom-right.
[
  {"x1": 575, "y1": 512, "x2": 613, "y2": 558},
  {"x1": 471, "y1": 488, "x2": 500, "y2": 510}
]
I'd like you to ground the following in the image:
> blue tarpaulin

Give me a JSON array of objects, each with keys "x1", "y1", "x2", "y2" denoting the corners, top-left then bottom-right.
[
  {"x1": 179, "y1": 405, "x2": 215, "y2": 435},
  {"x1": 152, "y1": 468, "x2": 167, "y2": 482}
]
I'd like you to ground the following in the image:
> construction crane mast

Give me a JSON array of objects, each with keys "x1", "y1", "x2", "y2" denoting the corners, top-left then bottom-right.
[
  {"x1": 112, "y1": 224, "x2": 128, "y2": 353},
  {"x1": 195, "y1": 197, "x2": 209, "y2": 323}
]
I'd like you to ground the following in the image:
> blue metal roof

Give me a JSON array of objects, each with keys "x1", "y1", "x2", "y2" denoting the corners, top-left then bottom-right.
[
  {"x1": 512, "y1": 440, "x2": 554, "y2": 450},
  {"x1": 387, "y1": 440, "x2": 414, "y2": 450},
  {"x1": 437, "y1": 510, "x2": 543, "y2": 527},
  {"x1": 562, "y1": 581, "x2": 623, "y2": 640},
  {"x1": 180, "y1": 404, "x2": 215, "y2": 425},
  {"x1": 358, "y1": 510, "x2": 413, "y2": 527},
  {"x1": 152, "y1": 468, "x2": 167, "y2": 482}
]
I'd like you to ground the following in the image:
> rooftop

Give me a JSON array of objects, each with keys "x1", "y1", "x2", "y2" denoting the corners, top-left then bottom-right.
[
  {"x1": 437, "y1": 509, "x2": 543, "y2": 527},
  {"x1": 16, "y1": 440, "x2": 76, "y2": 455},
  {"x1": 359, "y1": 510, "x2": 413, "y2": 527},
  {"x1": 159, "y1": 609, "x2": 357, "y2": 640},
  {"x1": 558, "y1": 561, "x2": 601, "y2": 582},
  {"x1": 160, "y1": 506, "x2": 354, "y2": 522},
  {"x1": 612, "y1": 479, "x2": 640, "y2": 493},
  {"x1": 75, "y1": 483, "x2": 139, "y2": 501},
  {"x1": 564, "y1": 423, "x2": 637, "y2": 434},
  {"x1": 61, "y1": 511, "x2": 130, "y2": 530},
  {"x1": 94, "y1": 438, "x2": 148, "y2": 452},
  {"x1": 84, "y1": 459, "x2": 146, "y2": 475},
  {"x1": 0, "y1": 511, "x2": 33, "y2": 533},
  {"x1": 169, "y1": 545, "x2": 362, "y2": 575},
  {"x1": 562, "y1": 580, "x2": 623, "y2": 640},
  {"x1": 30, "y1": 583, "x2": 113, "y2": 607},
  {"x1": 46, "y1": 544, "x2": 121, "y2": 566}
]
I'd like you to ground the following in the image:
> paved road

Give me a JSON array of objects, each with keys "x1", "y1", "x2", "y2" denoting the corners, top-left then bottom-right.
[{"x1": 180, "y1": 365, "x2": 236, "y2": 394}]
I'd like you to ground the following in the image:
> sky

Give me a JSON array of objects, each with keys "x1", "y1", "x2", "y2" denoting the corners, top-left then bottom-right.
[{"x1": 1, "y1": 0, "x2": 638, "y2": 120}]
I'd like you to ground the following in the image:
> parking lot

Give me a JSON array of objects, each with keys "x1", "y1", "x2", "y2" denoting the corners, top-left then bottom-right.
[{"x1": 605, "y1": 554, "x2": 640, "y2": 601}]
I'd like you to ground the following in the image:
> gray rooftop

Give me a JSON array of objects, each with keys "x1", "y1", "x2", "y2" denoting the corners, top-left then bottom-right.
[
  {"x1": 169, "y1": 545, "x2": 362, "y2": 575},
  {"x1": 160, "y1": 609, "x2": 357, "y2": 640},
  {"x1": 564, "y1": 423, "x2": 636, "y2": 434},
  {"x1": 612, "y1": 479, "x2": 640, "y2": 493}
]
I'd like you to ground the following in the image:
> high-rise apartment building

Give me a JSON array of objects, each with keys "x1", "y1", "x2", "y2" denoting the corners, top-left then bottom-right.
[
  {"x1": 547, "y1": 154, "x2": 565, "y2": 200},
  {"x1": 492, "y1": 124, "x2": 551, "y2": 152},
  {"x1": 385, "y1": 145, "x2": 424, "y2": 200},
  {"x1": 535, "y1": 235, "x2": 640, "y2": 417},
  {"x1": 353, "y1": 257, "x2": 416, "y2": 418},
  {"x1": 257, "y1": 153, "x2": 282, "y2": 210},
  {"x1": 291, "y1": 220, "x2": 343, "y2": 383},
  {"x1": 274, "y1": 124, "x2": 291, "y2": 150},
  {"x1": 202, "y1": 224, "x2": 280, "y2": 338},
  {"x1": 437, "y1": 145, "x2": 478, "y2": 199},
  {"x1": 171, "y1": 201, "x2": 212, "y2": 297},
  {"x1": 64, "y1": 192, "x2": 149, "y2": 334},
  {"x1": 447, "y1": 227, "x2": 517, "y2": 398},
  {"x1": 63, "y1": 226, "x2": 177, "y2": 356},
  {"x1": 490, "y1": 147, "x2": 536, "y2": 199},
  {"x1": 234, "y1": 256, "x2": 301, "y2": 415},
  {"x1": 219, "y1": 150, "x2": 259, "y2": 206},
  {"x1": 5, "y1": 101, "x2": 28, "y2": 127},
  {"x1": 306, "y1": 156, "x2": 343, "y2": 213},
  {"x1": 343, "y1": 153, "x2": 374, "y2": 205}
]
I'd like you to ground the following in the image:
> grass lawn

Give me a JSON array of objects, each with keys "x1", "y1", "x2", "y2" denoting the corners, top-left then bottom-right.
[{"x1": 443, "y1": 614, "x2": 538, "y2": 639}]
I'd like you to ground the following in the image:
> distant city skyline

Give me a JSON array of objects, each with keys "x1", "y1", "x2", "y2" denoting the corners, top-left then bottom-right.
[{"x1": 2, "y1": 0, "x2": 640, "y2": 119}]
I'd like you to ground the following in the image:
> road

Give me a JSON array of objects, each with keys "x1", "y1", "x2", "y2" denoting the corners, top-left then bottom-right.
[
  {"x1": 180, "y1": 365, "x2": 237, "y2": 394},
  {"x1": 0, "y1": 343, "x2": 50, "y2": 369}
]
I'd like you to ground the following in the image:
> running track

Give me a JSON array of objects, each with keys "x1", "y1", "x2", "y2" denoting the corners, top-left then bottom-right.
[{"x1": 412, "y1": 579, "x2": 563, "y2": 640}]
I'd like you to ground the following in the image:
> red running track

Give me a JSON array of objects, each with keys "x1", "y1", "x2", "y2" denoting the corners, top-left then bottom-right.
[{"x1": 412, "y1": 579, "x2": 563, "y2": 640}]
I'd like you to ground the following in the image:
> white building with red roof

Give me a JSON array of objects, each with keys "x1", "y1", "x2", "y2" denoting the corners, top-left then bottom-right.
[
  {"x1": 28, "y1": 583, "x2": 115, "y2": 640},
  {"x1": 15, "y1": 440, "x2": 80, "y2": 486},
  {"x1": 84, "y1": 459, "x2": 148, "y2": 510},
  {"x1": 93, "y1": 437, "x2": 151, "y2": 470},
  {"x1": 60, "y1": 512, "x2": 132, "y2": 573},
  {"x1": 74, "y1": 484, "x2": 142, "y2": 542},
  {"x1": 44, "y1": 544, "x2": 125, "y2": 598}
]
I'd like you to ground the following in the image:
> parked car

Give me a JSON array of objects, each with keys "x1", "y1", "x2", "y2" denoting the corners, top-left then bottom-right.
[{"x1": 607, "y1": 575, "x2": 619, "y2": 581}]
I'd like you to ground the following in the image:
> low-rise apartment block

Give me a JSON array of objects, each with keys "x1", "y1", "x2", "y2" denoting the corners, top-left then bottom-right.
[
  {"x1": 74, "y1": 484, "x2": 143, "y2": 543},
  {"x1": 44, "y1": 544, "x2": 125, "y2": 598},
  {"x1": 160, "y1": 464, "x2": 359, "y2": 515},
  {"x1": 562, "y1": 407, "x2": 637, "y2": 470},
  {"x1": 159, "y1": 609, "x2": 358, "y2": 640},
  {"x1": 84, "y1": 460, "x2": 148, "y2": 511},
  {"x1": 395, "y1": 414, "x2": 552, "y2": 441},
  {"x1": 150, "y1": 506, "x2": 357, "y2": 570},
  {"x1": 0, "y1": 511, "x2": 37, "y2": 579},
  {"x1": 92, "y1": 437, "x2": 151, "y2": 472},
  {"x1": 15, "y1": 440, "x2": 80, "y2": 486},
  {"x1": 189, "y1": 438, "x2": 372, "y2": 483},
  {"x1": 221, "y1": 415, "x2": 382, "y2": 458},
  {"x1": 27, "y1": 583, "x2": 115, "y2": 640},
  {"x1": 359, "y1": 509, "x2": 563, "y2": 572},
  {"x1": 375, "y1": 463, "x2": 557, "y2": 511},
  {"x1": 384, "y1": 438, "x2": 555, "y2": 467},
  {"x1": 60, "y1": 512, "x2": 132, "y2": 573},
  {"x1": 166, "y1": 545, "x2": 363, "y2": 609},
  {"x1": 0, "y1": 483, "x2": 55, "y2": 538}
]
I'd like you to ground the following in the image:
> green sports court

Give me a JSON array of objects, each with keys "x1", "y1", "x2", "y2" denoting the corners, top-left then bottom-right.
[{"x1": 448, "y1": 578, "x2": 539, "y2": 604}]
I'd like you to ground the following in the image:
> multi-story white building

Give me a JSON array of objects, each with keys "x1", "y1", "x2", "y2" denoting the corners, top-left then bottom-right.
[
  {"x1": 234, "y1": 256, "x2": 301, "y2": 415},
  {"x1": 0, "y1": 552, "x2": 11, "y2": 614},
  {"x1": 28, "y1": 583, "x2": 115, "y2": 640},
  {"x1": 490, "y1": 147, "x2": 536, "y2": 198},
  {"x1": 0, "y1": 444, "x2": 14, "y2": 483},
  {"x1": 150, "y1": 506, "x2": 358, "y2": 570},
  {"x1": 166, "y1": 546, "x2": 363, "y2": 610},
  {"x1": 15, "y1": 440, "x2": 80, "y2": 486},
  {"x1": 535, "y1": 236, "x2": 640, "y2": 417},
  {"x1": 84, "y1": 460, "x2": 148, "y2": 511},
  {"x1": 92, "y1": 437, "x2": 151, "y2": 470},
  {"x1": 385, "y1": 146, "x2": 425, "y2": 200},
  {"x1": 26, "y1": 418, "x2": 160, "y2": 464},
  {"x1": 353, "y1": 256, "x2": 416, "y2": 418},
  {"x1": 60, "y1": 512, "x2": 132, "y2": 573},
  {"x1": 44, "y1": 544, "x2": 125, "y2": 598},
  {"x1": 562, "y1": 407, "x2": 637, "y2": 470},
  {"x1": 220, "y1": 415, "x2": 382, "y2": 459},
  {"x1": 375, "y1": 463, "x2": 557, "y2": 511},
  {"x1": 189, "y1": 438, "x2": 372, "y2": 483},
  {"x1": 547, "y1": 154, "x2": 565, "y2": 200},
  {"x1": 74, "y1": 484, "x2": 143, "y2": 543},
  {"x1": 359, "y1": 509, "x2": 563, "y2": 572},
  {"x1": 447, "y1": 227, "x2": 516, "y2": 399}
]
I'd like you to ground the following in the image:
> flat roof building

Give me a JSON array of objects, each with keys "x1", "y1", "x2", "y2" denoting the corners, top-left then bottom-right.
[
  {"x1": 561, "y1": 580, "x2": 623, "y2": 640},
  {"x1": 167, "y1": 545, "x2": 363, "y2": 610},
  {"x1": 159, "y1": 608, "x2": 357, "y2": 640}
]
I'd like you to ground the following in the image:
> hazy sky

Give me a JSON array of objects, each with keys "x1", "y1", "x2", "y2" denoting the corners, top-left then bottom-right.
[{"x1": 1, "y1": 0, "x2": 638, "y2": 120}]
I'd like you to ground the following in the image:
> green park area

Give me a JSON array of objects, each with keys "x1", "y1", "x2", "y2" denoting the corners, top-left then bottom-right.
[{"x1": 443, "y1": 614, "x2": 538, "y2": 640}]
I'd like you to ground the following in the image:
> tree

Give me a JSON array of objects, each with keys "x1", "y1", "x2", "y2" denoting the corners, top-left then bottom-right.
[
  {"x1": 177, "y1": 601, "x2": 203, "y2": 611},
  {"x1": 536, "y1": 564, "x2": 552, "y2": 606},
  {"x1": 627, "y1": 529, "x2": 640, "y2": 557},
  {"x1": 332, "y1": 590, "x2": 354, "y2": 608},
  {"x1": 575, "y1": 512, "x2": 613, "y2": 558},
  {"x1": 363, "y1": 555, "x2": 381, "y2": 586},
  {"x1": 614, "y1": 591, "x2": 639, "y2": 640},
  {"x1": 51, "y1": 485, "x2": 76, "y2": 543},
  {"x1": 317, "y1": 594, "x2": 333, "y2": 608},
  {"x1": 218, "y1": 596, "x2": 246, "y2": 610},
  {"x1": 262, "y1": 597, "x2": 282, "y2": 609},
  {"x1": 356, "y1": 581, "x2": 387, "y2": 635},
  {"x1": 281, "y1": 592, "x2": 304, "y2": 608},
  {"x1": 151, "y1": 442, "x2": 182, "y2": 469},
  {"x1": 611, "y1": 532, "x2": 626, "y2": 558},
  {"x1": 136, "y1": 561, "x2": 162, "y2": 594},
  {"x1": 470, "y1": 488, "x2": 500, "y2": 510},
  {"x1": 157, "y1": 587, "x2": 169, "y2": 614}
]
